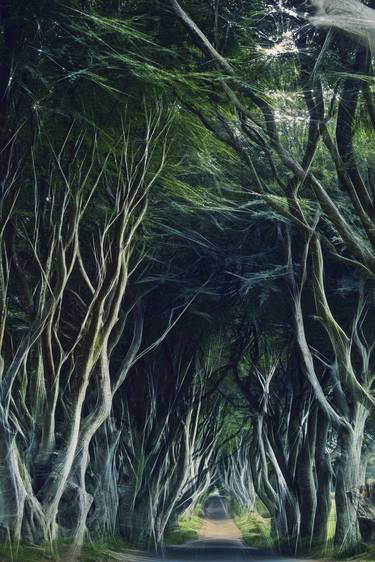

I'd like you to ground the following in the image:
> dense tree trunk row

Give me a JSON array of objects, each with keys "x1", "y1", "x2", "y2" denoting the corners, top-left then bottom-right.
[{"x1": 0, "y1": 117, "x2": 174, "y2": 546}]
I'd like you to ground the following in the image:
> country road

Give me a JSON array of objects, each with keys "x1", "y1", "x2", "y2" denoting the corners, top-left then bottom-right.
[
  {"x1": 100, "y1": 496, "x2": 313, "y2": 562},
  {"x1": 157, "y1": 495, "x2": 311, "y2": 562}
]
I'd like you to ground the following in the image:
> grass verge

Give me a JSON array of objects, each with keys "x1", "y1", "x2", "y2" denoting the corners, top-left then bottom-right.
[
  {"x1": 0, "y1": 540, "x2": 130, "y2": 562},
  {"x1": 348, "y1": 546, "x2": 375, "y2": 560},
  {"x1": 234, "y1": 511, "x2": 272, "y2": 550},
  {"x1": 164, "y1": 508, "x2": 204, "y2": 545}
]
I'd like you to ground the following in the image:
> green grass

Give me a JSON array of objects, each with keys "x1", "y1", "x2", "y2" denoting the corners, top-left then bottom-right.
[
  {"x1": 309, "y1": 498, "x2": 337, "y2": 557},
  {"x1": 303, "y1": 499, "x2": 374, "y2": 561},
  {"x1": 77, "y1": 540, "x2": 130, "y2": 561},
  {"x1": 230, "y1": 498, "x2": 272, "y2": 550},
  {"x1": 0, "y1": 513, "x2": 205, "y2": 560},
  {"x1": 164, "y1": 509, "x2": 204, "y2": 545},
  {"x1": 310, "y1": 499, "x2": 340, "y2": 559},
  {"x1": 327, "y1": 498, "x2": 337, "y2": 541},
  {"x1": 232, "y1": 497, "x2": 375, "y2": 561},
  {"x1": 0, "y1": 545, "x2": 51, "y2": 562},
  {"x1": 319, "y1": 545, "x2": 375, "y2": 561},
  {"x1": 348, "y1": 546, "x2": 375, "y2": 560},
  {"x1": 234, "y1": 511, "x2": 272, "y2": 550},
  {"x1": 0, "y1": 540, "x2": 131, "y2": 562}
]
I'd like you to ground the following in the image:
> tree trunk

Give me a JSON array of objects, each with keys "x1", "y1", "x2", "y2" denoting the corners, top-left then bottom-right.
[
  {"x1": 296, "y1": 409, "x2": 317, "y2": 550},
  {"x1": 313, "y1": 411, "x2": 332, "y2": 544},
  {"x1": 335, "y1": 404, "x2": 369, "y2": 550}
]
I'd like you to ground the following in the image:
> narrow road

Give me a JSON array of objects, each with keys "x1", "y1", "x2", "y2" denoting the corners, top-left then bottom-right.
[
  {"x1": 106, "y1": 496, "x2": 312, "y2": 562},
  {"x1": 162, "y1": 495, "x2": 310, "y2": 562}
]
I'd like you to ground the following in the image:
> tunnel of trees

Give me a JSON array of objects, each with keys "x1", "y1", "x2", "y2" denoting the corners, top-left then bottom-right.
[{"x1": 1, "y1": 0, "x2": 375, "y2": 558}]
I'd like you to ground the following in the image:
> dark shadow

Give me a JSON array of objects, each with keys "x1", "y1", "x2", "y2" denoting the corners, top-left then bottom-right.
[{"x1": 163, "y1": 544, "x2": 273, "y2": 560}]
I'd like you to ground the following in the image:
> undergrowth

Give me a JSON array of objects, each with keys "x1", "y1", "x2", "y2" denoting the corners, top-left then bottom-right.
[
  {"x1": 234, "y1": 511, "x2": 272, "y2": 550},
  {"x1": 164, "y1": 505, "x2": 204, "y2": 545}
]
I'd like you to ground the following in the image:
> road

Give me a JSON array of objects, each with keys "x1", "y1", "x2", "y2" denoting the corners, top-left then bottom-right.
[
  {"x1": 104, "y1": 496, "x2": 311, "y2": 562},
  {"x1": 158, "y1": 495, "x2": 310, "y2": 562}
]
